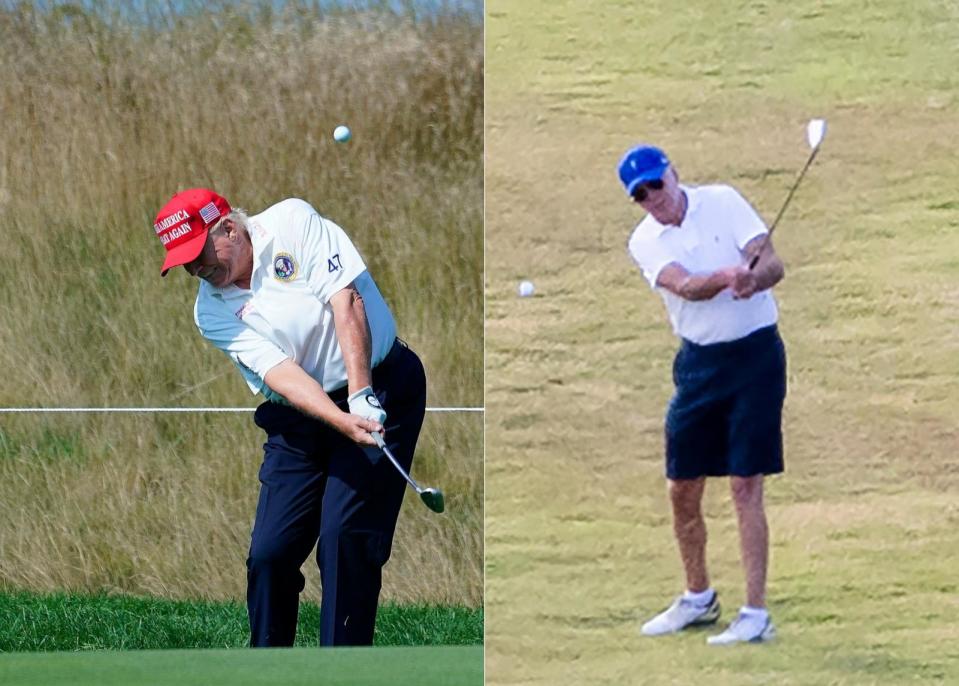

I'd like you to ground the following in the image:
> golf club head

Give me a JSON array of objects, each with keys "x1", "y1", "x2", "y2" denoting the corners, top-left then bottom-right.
[
  {"x1": 807, "y1": 118, "x2": 827, "y2": 149},
  {"x1": 419, "y1": 488, "x2": 445, "y2": 513}
]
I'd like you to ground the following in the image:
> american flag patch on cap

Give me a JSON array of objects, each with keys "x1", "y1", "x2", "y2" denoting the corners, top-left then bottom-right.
[{"x1": 198, "y1": 201, "x2": 221, "y2": 225}]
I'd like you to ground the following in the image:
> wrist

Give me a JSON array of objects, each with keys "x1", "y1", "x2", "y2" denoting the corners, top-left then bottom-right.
[
  {"x1": 347, "y1": 378, "x2": 373, "y2": 396},
  {"x1": 347, "y1": 386, "x2": 387, "y2": 424},
  {"x1": 347, "y1": 385, "x2": 374, "y2": 403},
  {"x1": 326, "y1": 408, "x2": 352, "y2": 433}
]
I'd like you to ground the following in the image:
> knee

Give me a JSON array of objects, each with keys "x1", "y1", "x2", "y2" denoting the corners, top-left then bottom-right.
[
  {"x1": 730, "y1": 476, "x2": 763, "y2": 508},
  {"x1": 320, "y1": 527, "x2": 393, "y2": 569},
  {"x1": 668, "y1": 480, "x2": 704, "y2": 521},
  {"x1": 248, "y1": 541, "x2": 295, "y2": 575}
]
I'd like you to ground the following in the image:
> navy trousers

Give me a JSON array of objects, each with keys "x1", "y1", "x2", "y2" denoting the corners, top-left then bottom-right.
[{"x1": 246, "y1": 341, "x2": 426, "y2": 647}]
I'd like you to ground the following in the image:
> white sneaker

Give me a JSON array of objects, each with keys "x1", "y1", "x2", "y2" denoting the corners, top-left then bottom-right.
[
  {"x1": 706, "y1": 611, "x2": 776, "y2": 645},
  {"x1": 640, "y1": 591, "x2": 721, "y2": 636}
]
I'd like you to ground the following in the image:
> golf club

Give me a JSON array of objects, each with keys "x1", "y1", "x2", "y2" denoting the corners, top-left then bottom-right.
[
  {"x1": 749, "y1": 118, "x2": 827, "y2": 269},
  {"x1": 371, "y1": 431, "x2": 445, "y2": 513}
]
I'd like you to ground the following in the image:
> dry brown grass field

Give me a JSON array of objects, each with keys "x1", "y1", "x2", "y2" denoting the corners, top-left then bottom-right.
[
  {"x1": 487, "y1": 0, "x2": 959, "y2": 683},
  {"x1": 0, "y1": 1, "x2": 482, "y2": 607}
]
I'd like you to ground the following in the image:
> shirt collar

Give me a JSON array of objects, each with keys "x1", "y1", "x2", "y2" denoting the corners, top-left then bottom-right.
[
  {"x1": 245, "y1": 219, "x2": 275, "y2": 289},
  {"x1": 651, "y1": 184, "x2": 698, "y2": 237},
  {"x1": 206, "y1": 219, "x2": 273, "y2": 299},
  {"x1": 250, "y1": 218, "x2": 274, "y2": 257}
]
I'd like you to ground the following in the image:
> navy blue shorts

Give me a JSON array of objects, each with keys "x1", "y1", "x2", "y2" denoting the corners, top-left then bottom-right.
[{"x1": 665, "y1": 325, "x2": 786, "y2": 480}]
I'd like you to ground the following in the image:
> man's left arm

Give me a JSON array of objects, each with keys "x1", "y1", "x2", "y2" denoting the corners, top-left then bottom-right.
[
  {"x1": 731, "y1": 235, "x2": 785, "y2": 299},
  {"x1": 330, "y1": 281, "x2": 386, "y2": 428},
  {"x1": 720, "y1": 186, "x2": 784, "y2": 299},
  {"x1": 330, "y1": 281, "x2": 372, "y2": 394}
]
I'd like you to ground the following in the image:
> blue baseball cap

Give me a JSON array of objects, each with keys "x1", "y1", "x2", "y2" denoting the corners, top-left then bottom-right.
[{"x1": 618, "y1": 145, "x2": 670, "y2": 195}]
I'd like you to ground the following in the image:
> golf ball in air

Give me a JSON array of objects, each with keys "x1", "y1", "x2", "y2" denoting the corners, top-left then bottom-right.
[
  {"x1": 333, "y1": 125, "x2": 352, "y2": 143},
  {"x1": 518, "y1": 280, "x2": 535, "y2": 297}
]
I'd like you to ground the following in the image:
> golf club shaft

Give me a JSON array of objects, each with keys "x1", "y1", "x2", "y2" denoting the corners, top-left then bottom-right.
[
  {"x1": 749, "y1": 145, "x2": 821, "y2": 270},
  {"x1": 371, "y1": 431, "x2": 422, "y2": 494}
]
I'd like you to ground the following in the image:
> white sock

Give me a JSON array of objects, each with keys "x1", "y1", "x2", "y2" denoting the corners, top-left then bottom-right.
[
  {"x1": 683, "y1": 588, "x2": 714, "y2": 605},
  {"x1": 740, "y1": 605, "x2": 768, "y2": 621}
]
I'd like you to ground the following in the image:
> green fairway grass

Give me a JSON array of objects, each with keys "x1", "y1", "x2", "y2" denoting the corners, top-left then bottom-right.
[
  {"x1": 0, "y1": 645, "x2": 482, "y2": 686},
  {"x1": 486, "y1": 0, "x2": 959, "y2": 684},
  {"x1": 0, "y1": 591, "x2": 481, "y2": 651}
]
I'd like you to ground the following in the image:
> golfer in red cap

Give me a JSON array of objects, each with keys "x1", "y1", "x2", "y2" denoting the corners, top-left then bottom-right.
[{"x1": 153, "y1": 189, "x2": 428, "y2": 647}]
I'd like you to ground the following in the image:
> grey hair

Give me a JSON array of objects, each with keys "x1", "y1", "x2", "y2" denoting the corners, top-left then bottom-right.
[{"x1": 209, "y1": 208, "x2": 251, "y2": 236}]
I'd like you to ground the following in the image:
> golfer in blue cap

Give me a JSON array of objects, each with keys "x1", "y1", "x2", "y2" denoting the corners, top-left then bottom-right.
[{"x1": 620, "y1": 145, "x2": 787, "y2": 645}]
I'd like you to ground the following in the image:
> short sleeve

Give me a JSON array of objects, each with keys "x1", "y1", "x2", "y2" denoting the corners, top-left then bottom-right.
[
  {"x1": 725, "y1": 187, "x2": 769, "y2": 249},
  {"x1": 628, "y1": 231, "x2": 675, "y2": 289},
  {"x1": 195, "y1": 300, "x2": 289, "y2": 397},
  {"x1": 298, "y1": 211, "x2": 367, "y2": 303}
]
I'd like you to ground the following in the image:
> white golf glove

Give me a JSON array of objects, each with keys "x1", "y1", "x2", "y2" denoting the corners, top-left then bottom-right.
[{"x1": 347, "y1": 386, "x2": 387, "y2": 425}]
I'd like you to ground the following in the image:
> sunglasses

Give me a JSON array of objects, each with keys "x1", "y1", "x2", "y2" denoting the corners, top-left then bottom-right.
[{"x1": 632, "y1": 179, "x2": 664, "y2": 203}]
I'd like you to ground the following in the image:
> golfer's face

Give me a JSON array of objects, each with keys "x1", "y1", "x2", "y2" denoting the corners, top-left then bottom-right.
[
  {"x1": 635, "y1": 169, "x2": 674, "y2": 212},
  {"x1": 183, "y1": 227, "x2": 242, "y2": 288}
]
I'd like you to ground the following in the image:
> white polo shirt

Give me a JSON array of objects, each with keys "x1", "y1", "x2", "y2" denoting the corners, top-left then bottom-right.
[
  {"x1": 194, "y1": 198, "x2": 397, "y2": 401},
  {"x1": 627, "y1": 184, "x2": 778, "y2": 345}
]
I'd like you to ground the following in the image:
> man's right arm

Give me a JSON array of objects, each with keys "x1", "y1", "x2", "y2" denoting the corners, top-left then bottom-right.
[
  {"x1": 264, "y1": 360, "x2": 382, "y2": 446},
  {"x1": 196, "y1": 297, "x2": 381, "y2": 445},
  {"x1": 656, "y1": 262, "x2": 736, "y2": 301},
  {"x1": 630, "y1": 229, "x2": 734, "y2": 302}
]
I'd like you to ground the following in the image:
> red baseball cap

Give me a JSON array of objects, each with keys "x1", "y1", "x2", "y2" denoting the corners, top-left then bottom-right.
[{"x1": 154, "y1": 188, "x2": 232, "y2": 276}]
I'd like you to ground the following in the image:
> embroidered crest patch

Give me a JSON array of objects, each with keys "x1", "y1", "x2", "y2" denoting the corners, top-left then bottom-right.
[{"x1": 273, "y1": 252, "x2": 297, "y2": 281}]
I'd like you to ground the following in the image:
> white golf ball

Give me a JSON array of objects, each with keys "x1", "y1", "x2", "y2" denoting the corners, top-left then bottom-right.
[
  {"x1": 333, "y1": 125, "x2": 352, "y2": 143},
  {"x1": 517, "y1": 280, "x2": 535, "y2": 297}
]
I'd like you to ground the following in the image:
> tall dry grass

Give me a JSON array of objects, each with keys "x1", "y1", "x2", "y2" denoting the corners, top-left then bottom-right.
[{"x1": 0, "y1": 1, "x2": 482, "y2": 605}]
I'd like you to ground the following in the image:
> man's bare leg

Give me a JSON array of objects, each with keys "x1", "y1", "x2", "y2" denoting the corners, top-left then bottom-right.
[
  {"x1": 730, "y1": 475, "x2": 767, "y2": 608},
  {"x1": 668, "y1": 477, "x2": 709, "y2": 592}
]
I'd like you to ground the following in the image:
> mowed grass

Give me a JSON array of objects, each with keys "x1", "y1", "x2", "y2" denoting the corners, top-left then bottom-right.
[
  {"x1": 0, "y1": 645, "x2": 482, "y2": 686},
  {"x1": 0, "y1": 590, "x2": 481, "y2": 650},
  {"x1": 486, "y1": 0, "x2": 959, "y2": 684},
  {"x1": 0, "y1": 1, "x2": 481, "y2": 609}
]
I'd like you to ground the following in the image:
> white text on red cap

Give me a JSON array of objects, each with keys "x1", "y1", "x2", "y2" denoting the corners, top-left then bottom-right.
[{"x1": 155, "y1": 209, "x2": 190, "y2": 235}]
